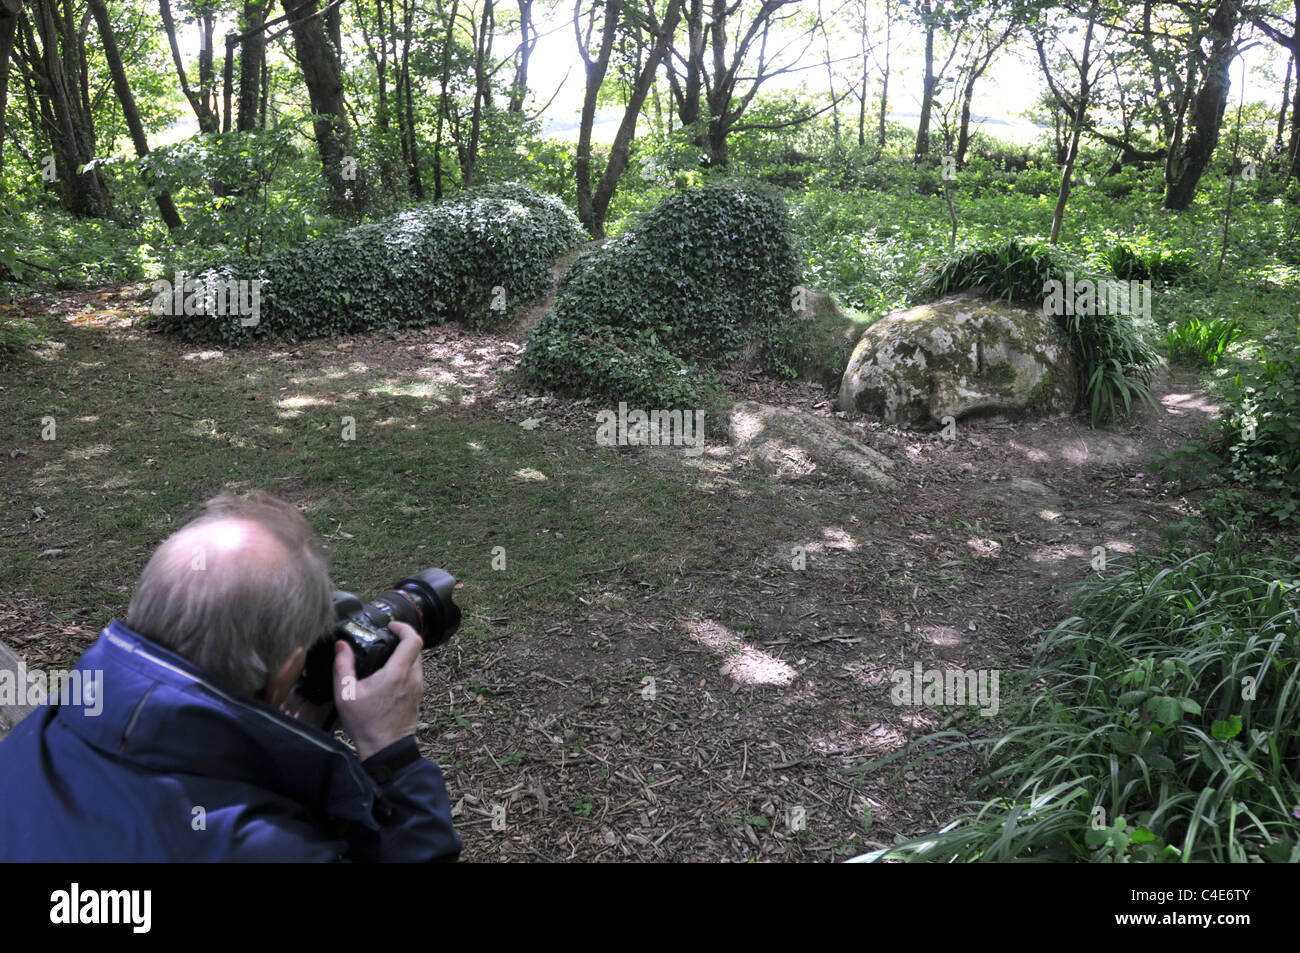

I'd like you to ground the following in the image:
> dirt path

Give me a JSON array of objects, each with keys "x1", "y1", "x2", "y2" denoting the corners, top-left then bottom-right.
[
  {"x1": 0, "y1": 286, "x2": 1221, "y2": 861},
  {"x1": 441, "y1": 366, "x2": 1219, "y2": 860}
]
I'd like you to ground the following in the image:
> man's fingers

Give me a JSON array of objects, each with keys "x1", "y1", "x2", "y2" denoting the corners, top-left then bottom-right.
[
  {"x1": 333, "y1": 639, "x2": 356, "y2": 682},
  {"x1": 385, "y1": 621, "x2": 424, "y2": 673}
]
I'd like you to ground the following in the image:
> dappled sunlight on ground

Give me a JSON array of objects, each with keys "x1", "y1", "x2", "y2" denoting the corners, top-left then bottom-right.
[
  {"x1": 0, "y1": 294, "x2": 1249, "y2": 861},
  {"x1": 1160, "y1": 389, "x2": 1219, "y2": 419},
  {"x1": 277, "y1": 394, "x2": 333, "y2": 410},
  {"x1": 965, "y1": 536, "x2": 1001, "y2": 557},
  {"x1": 808, "y1": 717, "x2": 914, "y2": 758},
  {"x1": 686, "y1": 619, "x2": 796, "y2": 687},
  {"x1": 919, "y1": 624, "x2": 965, "y2": 649},
  {"x1": 64, "y1": 444, "x2": 112, "y2": 460}
]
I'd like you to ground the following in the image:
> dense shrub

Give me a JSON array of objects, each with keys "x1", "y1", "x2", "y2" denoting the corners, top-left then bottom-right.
[
  {"x1": 914, "y1": 237, "x2": 1159, "y2": 425},
  {"x1": 1009, "y1": 164, "x2": 1059, "y2": 197},
  {"x1": 1221, "y1": 345, "x2": 1300, "y2": 523},
  {"x1": 150, "y1": 183, "x2": 584, "y2": 344},
  {"x1": 861, "y1": 547, "x2": 1300, "y2": 863},
  {"x1": 915, "y1": 236, "x2": 1071, "y2": 303},
  {"x1": 519, "y1": 184, "x2": 801, "y2": 405},
  {"x1": 1165, "y1": 314, "x2": 1241, "y2": 367},
  {"x1": 1098, "y1": 165, "x2": 1146, "y2": 199},
  {"x1": 1105, "y1": 235, "x2": 1196, "y2": 283},
  {"x1": 0, "y1": 309, "x2": 47, "y2": 354}
]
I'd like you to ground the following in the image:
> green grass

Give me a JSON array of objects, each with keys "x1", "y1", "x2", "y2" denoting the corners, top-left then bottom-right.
[{"x1": 0, "y1": 322, "x2": 840, "y2": 645}]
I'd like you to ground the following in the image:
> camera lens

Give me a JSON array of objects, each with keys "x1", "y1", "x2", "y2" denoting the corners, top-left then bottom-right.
[{"x1": 380, "y1": 568, "x2": 461, "y2": 647}]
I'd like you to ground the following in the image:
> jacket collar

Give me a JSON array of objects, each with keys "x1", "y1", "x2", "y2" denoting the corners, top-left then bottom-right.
[{"x1": 58, "y1": 620, "x2": 380, "y2": 827}]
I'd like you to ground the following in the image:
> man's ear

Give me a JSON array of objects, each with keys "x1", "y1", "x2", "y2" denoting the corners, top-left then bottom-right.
[{"x1": 262, "y1": 645, "x2": 308, "y2": 708}]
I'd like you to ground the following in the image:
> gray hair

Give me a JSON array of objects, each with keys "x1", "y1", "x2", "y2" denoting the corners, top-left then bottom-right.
[{"x1": 127, "y1": 492, "x2": 334, "y2": 696}]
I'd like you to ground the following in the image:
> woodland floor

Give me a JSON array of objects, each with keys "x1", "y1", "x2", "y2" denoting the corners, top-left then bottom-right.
[{"x1": 0, "y1": 284, "x2": 1222, "y2": 861}]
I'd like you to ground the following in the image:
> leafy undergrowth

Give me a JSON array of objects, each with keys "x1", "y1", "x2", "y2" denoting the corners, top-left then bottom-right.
[
  {"x1": 519, "y1": 184, "x2": 801, "y2": 407},
  {"x1": 865, "y1": 546, "x2": 1300, "y2": 863}
]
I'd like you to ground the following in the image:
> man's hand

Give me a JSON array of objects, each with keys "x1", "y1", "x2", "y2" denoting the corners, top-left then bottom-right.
[{"x1": 334, "y1": 621, "x2": 425, "y2": 761}]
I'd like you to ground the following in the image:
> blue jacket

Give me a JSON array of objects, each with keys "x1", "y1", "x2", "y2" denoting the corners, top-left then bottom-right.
[{"x1": 0, "y1": 620, "x2": 461, "y2": 861}]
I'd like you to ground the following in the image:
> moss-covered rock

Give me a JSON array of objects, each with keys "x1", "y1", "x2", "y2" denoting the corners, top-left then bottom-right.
[{"x1": 838, "y1": 292, "x2": 1077, "y2": 427}]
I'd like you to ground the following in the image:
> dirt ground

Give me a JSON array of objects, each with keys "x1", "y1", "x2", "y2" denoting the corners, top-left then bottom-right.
[{"x1": 0, "y1": 285, "x2": 1222, "y2": 861}]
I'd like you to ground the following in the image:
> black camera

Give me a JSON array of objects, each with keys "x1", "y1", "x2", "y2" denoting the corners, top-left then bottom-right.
[{"x1": 297, "y1": 567, "x2": 461, "y2": 706}]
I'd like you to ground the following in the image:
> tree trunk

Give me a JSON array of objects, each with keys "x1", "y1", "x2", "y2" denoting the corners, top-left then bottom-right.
[
  {"x1": 0, "y1": 0, "x2": 20, "y2": 185},
  {"x1": 1277, "y1": 53, "x2": 1292, "y2": 157},
  {"x1": 463, "y1": 0, "x2": 495, "y2": 188},
  {"x1": 878, "y1": 0, "x2": 891, "y2": 148},
  {"x1": 914, "y1": 0, "x2": 935, "y2": 160},
  {"x1": 676, "y1": 0, "x2": 704, "y2": 126},
  {"x1": 509, "y1": 0, "x2": 533, "y2": 112},
  {"x1": 399, "y1": 0, "x2": 421, "y2": 198},
  {"x1": 858, "y1": 55, "x2": 867, "y2": 147},
  {"x1": 198, "y1": 9, "x2": 216, "y2": 125},
  {"x1": 818, "y1": 0, "x2": 839, "y2": 143},
  {"x1": 1165, "y1": 54, "x2": 1196, "y2": 183},
  {"x1": 576, "y1": 0, "x2": 621, "y2": 234},
  {"x1": 1044, "y1": 4, "x2": 1098, "y2": 245},
  {"x1": 1287, "y1": 31, "x2": 1300, "y2": 175},
  {"x1": 1164, "y1": 0, "x2": 1240, "y2": 210},
  {"x1": 589, "y1": 0, "x2": 685, "y2": 235},
  {"x1": 956, "y1": 76, "x2": 976, "y2": 167},
  {"x1": 24, "y1": 0, "x2": 113, "y2": 217},
  {"x1": 159, "y1": 0, "x2": 218, "y2": 132},
  {"x1": 432, "y1": 0, "x2": 457, "y2": 200},
  {"x1": 86, "y1": 0, "x2": 182, "y2": 229},
  {"x1": 237, "y1": 1, "x2": 265, "y2": 132},
  {"x1": 280, "y1": 0, "x2": 365, "y2": 215}
]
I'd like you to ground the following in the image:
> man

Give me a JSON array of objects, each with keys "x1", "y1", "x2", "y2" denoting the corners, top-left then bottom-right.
[{"x1": 0, "y1": 492, "x2": 461, "y2": 861}]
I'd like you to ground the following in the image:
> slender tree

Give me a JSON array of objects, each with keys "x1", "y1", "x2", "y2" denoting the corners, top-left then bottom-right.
[
  {"x1": 1034, "y1": 0, "x2": 1104, "y2": 244},
  {"x1": 87, "y1": 0, "x2": 183, "y2": 229}
]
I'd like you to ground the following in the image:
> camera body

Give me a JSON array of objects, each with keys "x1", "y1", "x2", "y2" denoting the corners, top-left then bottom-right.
[{"x1": 297, "y1": 567, "x2": 461, "y2": 706}]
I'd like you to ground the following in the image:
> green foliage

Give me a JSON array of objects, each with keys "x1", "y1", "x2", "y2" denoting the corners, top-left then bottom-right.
[
  {"x1": 1058, "y1": 298, "x2": 1160, "y2": 426},
  {"x1": 0, "y1": 308, "x2": 47, "y2": 355},
  {"x1": 863, "y1": 548, "x2": 1300, "y2": 863},
  {"x1": 1098, "y1": 166, "x2": 1145, "y2": 200},
  {"x1": 150, "y1": 184, "x2": 584, "y2": 344},
  {"x1": 915, "y1": 236, "x2": 1071, "y2": 304},
  {"x1": 914, "y1": 237, "x2": 1158, "y2": 426},
  {"x1": 1165, "y1": 315, "x2": 1241, "y2": 367},
  {"x1": 520, "y1": 184, "x2": 801, "y2": 405},
  {"x1": 1220, "y1": 345, "x2": 1300, "y2": 524},
  {"x1": 143, "y1": 125, "x2": 317, "y2": 257},
  {"x1": 469, "y1": 111, "x2": 582, "y2": 206},
  {"x1": 1105, "y1": 235, "x2": 1196, "y2": 283}
]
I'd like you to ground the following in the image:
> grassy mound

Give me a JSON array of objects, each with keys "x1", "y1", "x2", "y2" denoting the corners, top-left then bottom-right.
[
  {"x1": 519, "y1": 184, "x2": 801, "y2": 406},
  {"x1": 150, "y1": 183, "x2": 585, "y2": 344}
]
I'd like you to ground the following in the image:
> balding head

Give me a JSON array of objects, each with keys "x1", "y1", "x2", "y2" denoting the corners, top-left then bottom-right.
[{"x1": 127, "y1": 493, "x2": 334, "y2": 696}]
